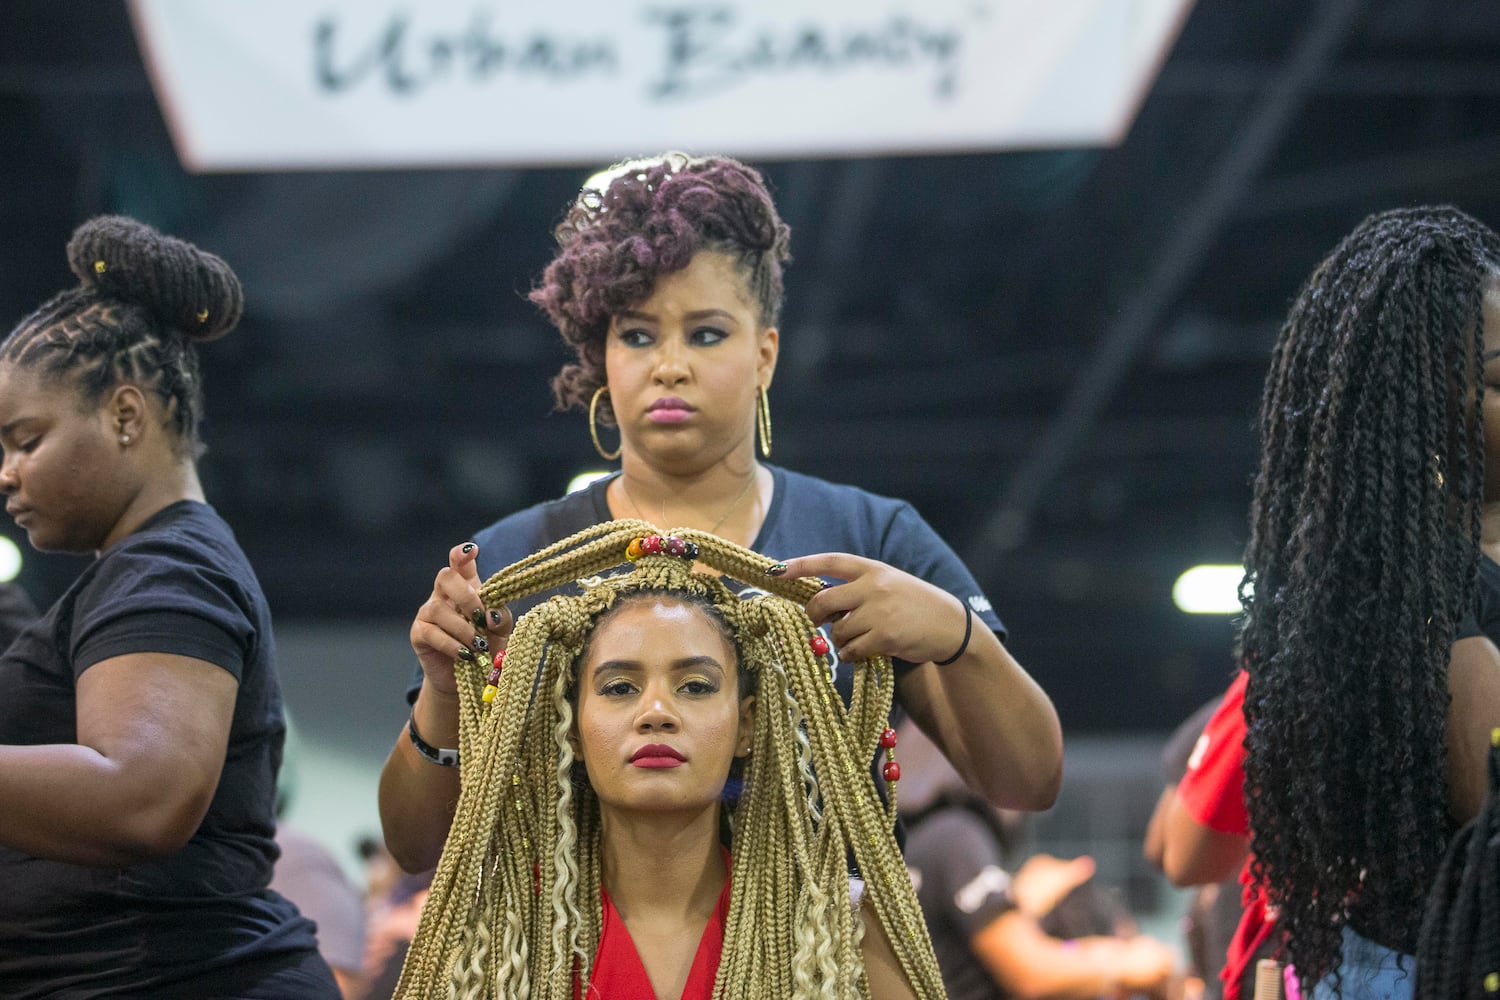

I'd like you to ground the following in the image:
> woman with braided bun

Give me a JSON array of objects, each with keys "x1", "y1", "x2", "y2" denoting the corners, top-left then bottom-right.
[
  {"x1": 1234, "y1": 205, "x2": 1500, "y2": 997},
  {"x1": 0, "y1": 217, "x2": 339, "y2": 998},
  {"x1": 394, "y1": 519, "x2": 942, "y2": 999},
  {"x1": 380, "y1": 152, "x2": 1062, "y2": 876}
]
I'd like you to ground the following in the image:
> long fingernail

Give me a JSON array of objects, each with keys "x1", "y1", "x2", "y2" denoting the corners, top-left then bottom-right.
[
  {"x1": 461, "y1": 542, "x2": 476, "y2": 554},
  {"x1": 473, "y1": 634, "x2": 490, "y2": 652},
  {"x1": 471, "y1": 607, "x2": 487, "y2": 631},
  {"x1": 457, "y1": 645, "x2": 474, "y2": 661},
  {"x1": 765, "y1": 563, "x2": 787, "y2": 577}
]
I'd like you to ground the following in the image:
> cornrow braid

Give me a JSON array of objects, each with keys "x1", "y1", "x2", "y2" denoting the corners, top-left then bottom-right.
[
  {"x1": 394, "y1": 520, "x2": 944, "y2": 1000},
  {"x1": 1415, "y1": 729, "x2": 1500, "y2": 999},
  {"x1": 0, "y1": 215, "x2": 242, "y2": 457},
  {"x1": 1240, "y1": 205, "x2": 1500, "y2": 990}
]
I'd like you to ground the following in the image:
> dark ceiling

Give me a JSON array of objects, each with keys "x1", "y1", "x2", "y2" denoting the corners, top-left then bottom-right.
[{"x1": 5, "y1": 0, "x2": 1500, "y2": 732}]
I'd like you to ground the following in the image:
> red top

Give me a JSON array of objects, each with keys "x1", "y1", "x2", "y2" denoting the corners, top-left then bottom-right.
[
  {"x1": 576, "y1": 859, "x2": 732, "y2": 1000},
  {"x1": 1178, "y1": 670, "x2": 1250, "y2": 835},
  {"x1": 1176, "y1": 670, "x2": 1272, "y2": 1000}
]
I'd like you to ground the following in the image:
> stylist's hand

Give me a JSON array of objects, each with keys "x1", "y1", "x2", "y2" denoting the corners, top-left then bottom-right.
[
  {"x1": 410, "y1": 542, "x2": 514, "y2": 696},
  {"x1": 772, "y1": 553, "x2": 971, "y2": 665}
]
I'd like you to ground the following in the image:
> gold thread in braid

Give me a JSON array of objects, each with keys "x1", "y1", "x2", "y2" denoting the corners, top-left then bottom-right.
[{"x1": 395, "y1": 521, "x2": 943, "y2": 999}]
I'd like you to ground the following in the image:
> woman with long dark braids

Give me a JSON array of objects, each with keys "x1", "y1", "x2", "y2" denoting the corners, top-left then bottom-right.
[{"x1": 1240, "y1": 205, "x2": 1500, "y2": 996}]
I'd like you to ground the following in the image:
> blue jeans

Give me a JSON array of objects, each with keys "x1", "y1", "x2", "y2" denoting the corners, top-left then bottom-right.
[{"x1": 1307, "y1": 926, "x2": 1415, "y2": 1000}]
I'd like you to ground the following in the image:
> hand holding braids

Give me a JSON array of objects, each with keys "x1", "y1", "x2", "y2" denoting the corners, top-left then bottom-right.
[{"x1": 393, "y1": 520, "x2": 945, "y2": 1000}]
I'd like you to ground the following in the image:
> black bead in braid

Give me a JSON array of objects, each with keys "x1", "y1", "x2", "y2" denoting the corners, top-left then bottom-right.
[
  {"x1": 1240, "y1": 205, "x2": 1500, "y2": 992},
  {"x1": 0, "y1": 215, "x2": 243, "y2": 458}
]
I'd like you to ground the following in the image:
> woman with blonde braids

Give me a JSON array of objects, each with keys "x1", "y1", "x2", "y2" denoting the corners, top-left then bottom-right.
[{"x1": 394, "y1": 519, "x2": 943, "y2": 1000}]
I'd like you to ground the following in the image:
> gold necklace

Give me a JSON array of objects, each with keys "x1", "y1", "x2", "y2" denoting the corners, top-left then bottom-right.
[{"x1": 620, "y1": 470, "x2": 758, "y2": 537}]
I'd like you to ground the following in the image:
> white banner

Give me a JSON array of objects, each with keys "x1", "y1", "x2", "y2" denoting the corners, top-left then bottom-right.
[{"x1": 129, "y1": 0, "x2": 1195, "y2": 172}]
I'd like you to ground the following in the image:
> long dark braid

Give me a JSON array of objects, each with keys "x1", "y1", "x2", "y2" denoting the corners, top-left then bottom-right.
[
  {"x1": 1240, "y1": 206, "x2": 1500, "y2": 990},
  {"x1": 1, "y1": 215, "x2": 242, "y2": 456},
  {"x1": 1416, "y1": 730, "x2": 1500, "y2": 999}
]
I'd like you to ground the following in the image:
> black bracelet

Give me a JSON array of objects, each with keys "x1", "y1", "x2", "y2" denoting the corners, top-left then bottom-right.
[
  {"x1": 408, "y1": 712, "x2": 460, "y2": 767},
  {"x1": 933, "y1": 601, "x2": 974, "y2": 666}
]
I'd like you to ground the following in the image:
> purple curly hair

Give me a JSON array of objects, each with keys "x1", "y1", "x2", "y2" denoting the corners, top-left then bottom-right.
[{"x1": 529, "y1": 152, "x2": 792, "y2": 423}]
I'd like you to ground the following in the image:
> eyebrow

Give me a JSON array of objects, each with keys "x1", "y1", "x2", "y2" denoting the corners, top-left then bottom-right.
[
  {"x1": 591, "y1": 655, "x2": 726, "y2": 679},
  {"x1": 0, "y1": 417, "x2": 35, "y2": 438},
  {"x1": 614, "y1": 308, "x2": 739, "y2": 324}
]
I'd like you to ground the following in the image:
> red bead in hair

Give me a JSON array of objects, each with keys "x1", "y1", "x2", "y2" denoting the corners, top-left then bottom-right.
[
  {"x1": 809, "y1": 634, "x2": 830, "y2": 656},
  {"x1": 882, "y1": 761, "x2": 901, "y2": 782}
]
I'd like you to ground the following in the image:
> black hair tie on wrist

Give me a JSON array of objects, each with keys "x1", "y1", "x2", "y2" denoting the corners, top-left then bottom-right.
[
  {"x1": 933, "y1": 601, "x2": 974, "y2": 667},
  {"x1": 409, "y1": 711, "x2": 460, "y2": 767}
]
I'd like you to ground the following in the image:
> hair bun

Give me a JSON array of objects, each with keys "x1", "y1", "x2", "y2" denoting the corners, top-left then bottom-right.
[{"x1": 66, "y1": 215, "x2": 244, "y2": 342}]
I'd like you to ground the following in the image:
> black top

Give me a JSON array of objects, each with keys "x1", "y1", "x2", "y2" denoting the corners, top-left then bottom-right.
[
  {"x1": 408, "y1": 464, "x2": 1005, "y2": 705},
  {"x1": 906, "y1": 806, "x2": 1017, "y2": 1000},
  {"x1": 0, "y1": 501, "x2": 330, "y2": 999}
]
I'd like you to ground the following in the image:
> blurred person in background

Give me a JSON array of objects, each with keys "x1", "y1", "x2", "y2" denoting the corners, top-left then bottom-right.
[
  {"x1": 1145, "y1": 694, "x2": 1255, "y2": 1000},
  {"x1": 272, "y1": 714, "x2": 369, "y2": 999},
  {"x1": 899, "y1": 719, "x2": 1182, "y2": 1000}
]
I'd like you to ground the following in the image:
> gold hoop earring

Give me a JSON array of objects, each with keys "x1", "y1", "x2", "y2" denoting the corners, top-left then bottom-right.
[
  {"x1": 589, "y1": 386, "x2": 621, "y2": 461},
  {"x1": 756, "y1": 385, "x2": 772, "y2": 458}
]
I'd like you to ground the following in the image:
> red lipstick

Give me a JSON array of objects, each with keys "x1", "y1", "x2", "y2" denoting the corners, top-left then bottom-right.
[{"x1": 630, "y1": 743, "x2": 686, "y2": 768}]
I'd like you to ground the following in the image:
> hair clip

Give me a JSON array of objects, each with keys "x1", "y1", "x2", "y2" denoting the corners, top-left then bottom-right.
[
  {"x1": 196, "y1": 308, "x2": 209, "y2": 322},
  {"x1": 93, "y1": 260, "x2": 107, "y2": 274}
]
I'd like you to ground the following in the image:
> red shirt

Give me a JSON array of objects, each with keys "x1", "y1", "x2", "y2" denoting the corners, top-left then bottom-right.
[
  {"x1": 576, "y1": 864, "x2": 732, "y2": 1000},
  {"x1": 1176, "y1": 670, "x2": 1273, "y2": 1000},
  {"x1": 1178, "y1": 670, "x2": 1251, "y2": 835}
]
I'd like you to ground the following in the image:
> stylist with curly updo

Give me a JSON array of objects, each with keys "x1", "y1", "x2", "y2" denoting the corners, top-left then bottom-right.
[{"x1": 381, "y1": 153, "x2": 1064, "y2": 874}]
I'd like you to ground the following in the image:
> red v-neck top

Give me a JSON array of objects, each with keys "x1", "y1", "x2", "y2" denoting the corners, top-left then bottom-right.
[{"x1": 576, "y1": 855, "x2": 732, "y2": 1000}]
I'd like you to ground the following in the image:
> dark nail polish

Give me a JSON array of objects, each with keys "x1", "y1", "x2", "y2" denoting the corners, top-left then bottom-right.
[
  {"x1": 473, "y1": 634, "x2": 490, "y2": 652},
  {"x1": 471, "y1": 607, "x2": 487, "y2": 631},
  {"x1": 457, "y1": 645, "x2": 474, "y2": 661},
  {"x1": 489, "y1": 608, "x2": 506, "y2": 627},
  {"x1": 461, "y1": 542, "x2": 476, "y2": 554},
  {"x1": 765, "y1": 563, "x2": 787, "y2": 577}
]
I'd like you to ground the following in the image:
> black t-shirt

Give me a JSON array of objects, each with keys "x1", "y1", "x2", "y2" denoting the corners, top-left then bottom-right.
[
  {"x1": 0, "y1": 501, "x2": 329, "y2": 999},
  {"x1": 407, "y1": 464, "x2": 1005, "y2": 704},
  {"x1": 906, "y1": 806, "x2": 1016, "y2": 1000}
]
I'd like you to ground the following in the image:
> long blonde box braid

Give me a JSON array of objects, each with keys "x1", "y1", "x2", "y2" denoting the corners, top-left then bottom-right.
[{"x1": 394, "y1": 520, "x2": 945, "y2": 999}]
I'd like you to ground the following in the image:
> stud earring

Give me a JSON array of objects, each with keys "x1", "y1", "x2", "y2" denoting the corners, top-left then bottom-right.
[{"x1": 119, "y1": 434, "x2": 131, "y2": 446}]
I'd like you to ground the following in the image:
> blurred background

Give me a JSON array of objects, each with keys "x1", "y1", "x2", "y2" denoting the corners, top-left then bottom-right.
[{"x1": 5, "y1": 0, "x2": 1500, "y2": 935}]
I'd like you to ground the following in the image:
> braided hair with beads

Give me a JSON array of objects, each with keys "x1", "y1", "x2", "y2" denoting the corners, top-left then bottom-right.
[
  {"x1": 393, "y1": 519, "x2": 944, "y2": 1000},
  {"x1": 1240, "y1": 205, "x2": 1500, "y2": 991},
  {"x1": 1, "y1": 215, "x2": 242, "y2": 458}
]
